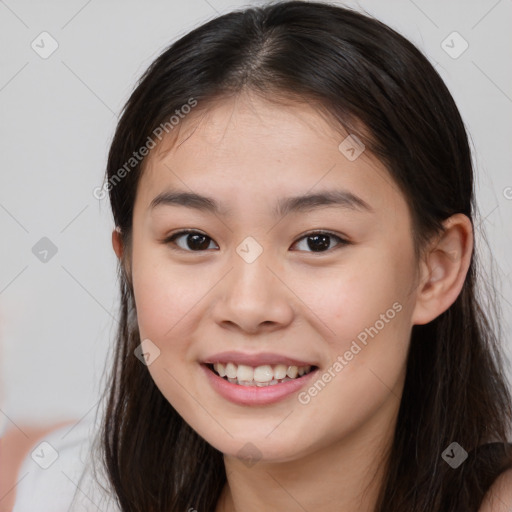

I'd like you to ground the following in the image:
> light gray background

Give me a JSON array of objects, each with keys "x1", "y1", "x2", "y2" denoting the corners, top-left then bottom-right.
[{"x1": 1, "y1": 0, "x2": 511, "y2": 429}]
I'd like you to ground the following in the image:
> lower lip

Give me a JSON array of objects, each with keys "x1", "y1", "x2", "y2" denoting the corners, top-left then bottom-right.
[{"x1": 201, "y1": 364, "x2": 319, "y2": 406}]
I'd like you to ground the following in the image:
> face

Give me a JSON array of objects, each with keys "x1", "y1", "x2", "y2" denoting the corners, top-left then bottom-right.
[{"x1": 128, "y1": 92, "x2": 419, "y2": 462}]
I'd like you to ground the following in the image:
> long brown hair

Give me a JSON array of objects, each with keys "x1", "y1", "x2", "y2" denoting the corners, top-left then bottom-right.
[{"x1": 99, "y1": 2, "x2": 512, "y2": 510}]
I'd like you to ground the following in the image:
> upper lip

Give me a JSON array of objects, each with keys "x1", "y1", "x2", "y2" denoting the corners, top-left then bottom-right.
[{"x1": 202, "y1": 351, "x2": 317, "y2": 367}]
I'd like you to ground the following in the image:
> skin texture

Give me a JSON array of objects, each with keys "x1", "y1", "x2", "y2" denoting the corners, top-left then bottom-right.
[
  {"x1": 479, "y1": 468, "x2": 512, "y2": 511},
  {"x1": 112, "y1": 91, "x2": 474, "y2": 512}
]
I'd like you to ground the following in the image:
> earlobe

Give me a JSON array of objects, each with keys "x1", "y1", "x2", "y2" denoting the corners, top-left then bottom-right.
[
  {"x1": 411, "y1": 214, "x2": 473, "y2": 325},
  {"x1": 112, "y1": 227, "x2": 123, "y2": 260}
]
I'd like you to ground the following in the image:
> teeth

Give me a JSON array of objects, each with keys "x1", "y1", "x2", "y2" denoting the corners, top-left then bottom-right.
[
  {"x1": 237, "y1": 364, "x2": 254, "y2": 382},
  {"x1": 212, "y1": 362, "x2": 313, "y2": 385},
  {"x1": 225, "y1": 362, "x2": 237, "y2": 379},
  {"x1": 216, "y1": 362, "x2": 226, "y2": 377},
  {"x1": 253, "y1": 365, "x2": 273, "y2": 382},
  {"x1": 274, "y1": 364, "x2": 287, "y2": 380},
  {"x1": 286, "y1": 365, "x2": 298, "y2": 379}
]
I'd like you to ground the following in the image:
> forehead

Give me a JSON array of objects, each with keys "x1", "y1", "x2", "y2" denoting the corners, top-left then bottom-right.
[{"x1": 135, "y1": 93, "x2": 407, "y2": 218}]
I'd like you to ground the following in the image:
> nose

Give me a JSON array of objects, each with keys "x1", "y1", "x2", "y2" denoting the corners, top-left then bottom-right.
[{"x1": 212, "y1": 250, "x2": 295, "y2": 335}]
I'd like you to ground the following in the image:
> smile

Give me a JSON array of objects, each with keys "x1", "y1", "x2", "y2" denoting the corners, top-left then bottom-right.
[
  {"x1": 209, "y1": 362, "x2": 316, "y2": 387},
  {"x1": 202, "y1": 361, "x2": 319, "y2": 406}
]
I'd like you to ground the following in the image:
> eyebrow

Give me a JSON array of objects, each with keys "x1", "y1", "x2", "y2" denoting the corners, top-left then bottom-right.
[{"x1": 149, "y1": 188, "x2": 374, "y2": 217}]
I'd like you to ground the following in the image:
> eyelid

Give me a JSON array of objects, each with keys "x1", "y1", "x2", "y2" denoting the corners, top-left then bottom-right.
[
  {"x1": 163, "y1": 229, "x2": 219, "y2": 251},
  {"x1": 163, "y1": 229, "x2": 350, "y2": 253},
  {"x1": 290, "y1": 230, "x2": 350, "y2": 252}
]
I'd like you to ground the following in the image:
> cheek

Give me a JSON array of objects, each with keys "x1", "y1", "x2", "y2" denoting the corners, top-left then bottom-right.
[
  {"x1": 303, "y1": 270, "x2": 410, "y2": 389},
  {"x1": 292, "y1": 245, "x2": 414, "y2": 348},
  {"x1": 131, "y1": 244, "x2": 199, "y2": 343},
  {"x1": 130, "y1": 248, "x2": 206, "y2": 411},
  {"x1": 292, "y1": 271, "x2": 412, "y2": 447},
  {"x1": 291, "y1": 245, "x2": 414, "y2": 406}
]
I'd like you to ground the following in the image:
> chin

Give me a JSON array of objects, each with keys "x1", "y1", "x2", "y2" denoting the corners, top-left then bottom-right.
[{"x1": 200, "y1": 427, "x2": 311, "y2": 464}]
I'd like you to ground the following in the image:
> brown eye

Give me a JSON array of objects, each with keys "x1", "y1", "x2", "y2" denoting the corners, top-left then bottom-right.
[
  {"x1": 164, "y1": 230, "x2": 348, "y2": 253},
  {"x1": 165, "y1": 230, "x2": 218, "y2": 251},
  {"x1": 291, "y1": 231, "x2": 349, "y2": 253}
]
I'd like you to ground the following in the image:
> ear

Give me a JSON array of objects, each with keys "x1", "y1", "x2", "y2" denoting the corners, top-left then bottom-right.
[
  {"x1": 411, "y1": 213, "x2": 474, "y2": 325},
  {"x1": 112, "y1": 227, "x2": 123, "y2": 260}
]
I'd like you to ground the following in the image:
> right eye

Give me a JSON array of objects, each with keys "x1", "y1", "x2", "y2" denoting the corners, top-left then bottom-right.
[{"x1": 164, "y1": 230, "x2": 219, "y2": 252}]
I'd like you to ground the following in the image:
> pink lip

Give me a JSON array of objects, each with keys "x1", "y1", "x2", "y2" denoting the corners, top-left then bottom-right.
[
  {"x1": 202, "y1": 351, "x2": 316, "y2": 367},
  {"x1": 201, "y1": 363, "x2": 319, "y2": 406}
]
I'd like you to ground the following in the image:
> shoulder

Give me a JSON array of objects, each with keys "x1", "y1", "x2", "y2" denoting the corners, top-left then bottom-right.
[
  {"x1": 1, "y1": 420, "x2": 73, "y2": 512},
  {"x1": 478, "y1": 467, "x2": 512, "y2": 512},
  {"x1": 12, "y1": 418, "x2": 95, "y2": 512}
]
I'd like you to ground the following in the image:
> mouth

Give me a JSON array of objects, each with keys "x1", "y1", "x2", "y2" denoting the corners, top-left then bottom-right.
[{"x1": 205, "y1": 362, "x2": 318, "y2": 387}]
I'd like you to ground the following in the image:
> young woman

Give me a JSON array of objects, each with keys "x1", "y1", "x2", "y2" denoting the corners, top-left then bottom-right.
[{"x1": 39, "y1": 1, "x2": 512, "y2": 511}]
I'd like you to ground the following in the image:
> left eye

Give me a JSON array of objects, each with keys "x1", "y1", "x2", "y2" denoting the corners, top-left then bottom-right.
[
  {"x1": 291, "y1": 231, "x2": 349, "y2": 253},
  {"x1": 164, "y1": 230, "x2": 349, "y2": 253}
]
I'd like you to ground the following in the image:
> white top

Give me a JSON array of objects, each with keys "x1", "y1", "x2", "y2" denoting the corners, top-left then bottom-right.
[{"x1": 12, "y1": 416, "x2": 120, "y2": 512}]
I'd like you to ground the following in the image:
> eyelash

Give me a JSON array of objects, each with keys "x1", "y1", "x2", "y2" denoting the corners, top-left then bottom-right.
[{"x1": 162, "y1": 229, "x2": 350, "y2": 254}]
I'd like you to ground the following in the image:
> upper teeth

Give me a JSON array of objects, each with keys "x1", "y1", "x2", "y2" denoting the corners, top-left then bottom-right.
[{"x1": 213, "y1": 362, "x2": 312, "y2": 383}]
